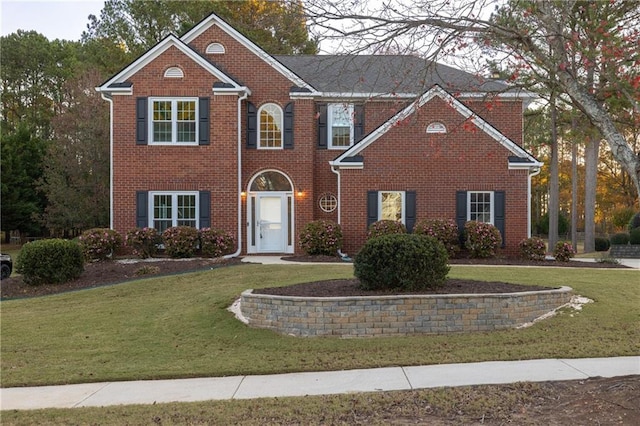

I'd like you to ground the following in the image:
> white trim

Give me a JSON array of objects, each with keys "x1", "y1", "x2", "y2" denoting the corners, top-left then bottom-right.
[
  {"x1": 467, "y1": 191, "x2": 494, "y2": 225},
  {"x1": 96, "y1": 35, "x2": 241, "y2": 92},
  {"x1": 101, "y1": 93, "x2": 114, "y2": 229},
  {"x1": 258, "y1": 103, "x2": 284, "y2": 150},
  {"x1": 181, "y1": 15, "x2": 315, "y2": 92},
  {"x1": 378, "y1": 191, "x2": 406, "y2": 224},
  {"x1": 148, "y1": 97, "x2": 199, "y2": 145},
  {"x1": 333, "y1": 85, "x2": 540, "y2": 168},
  {"x1": 426, "y1": 121, "x2": 447, "y2": 134},
  {"x1": 148, "y1": 191, "x2": 199, "y2": 230},
  {"x1": 205, "y1": 42, "x2": 225, "y2": 54}
]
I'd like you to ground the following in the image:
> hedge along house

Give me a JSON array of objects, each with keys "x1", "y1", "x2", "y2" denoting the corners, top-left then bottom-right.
[{"x1": 96, "y1": 12, "x2": 542, "y2": 257}]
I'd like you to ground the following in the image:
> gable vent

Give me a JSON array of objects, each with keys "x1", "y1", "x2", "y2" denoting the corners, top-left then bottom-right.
[
  {"x1": 164, "y1": 67, "x2": 184, "y2": 78},
  {"x1": 426, "y1": 121, "x2": 447, "y2": 134},
  {"x1": 206, "y1": 42, "x2": 225, "y2": 54}
]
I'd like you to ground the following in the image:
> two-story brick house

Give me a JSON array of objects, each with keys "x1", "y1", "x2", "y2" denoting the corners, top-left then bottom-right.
[{"x1": 97, "y1": 12, "x2": 542, "y2": 257}]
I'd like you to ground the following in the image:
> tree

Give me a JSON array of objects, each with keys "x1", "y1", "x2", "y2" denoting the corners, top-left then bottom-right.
[
  {"x1": 38, "y1": 68, "x2": 110, "y2": 236},
  {"x1": 1, "y1": 125, "x2": 48, "y2": 242},
  {"x1": 83, "y1": 0, "x2": 317, "y2": 56},
  {"x1": 305, "y1": 0, "x2": 640, "y2": 205}
]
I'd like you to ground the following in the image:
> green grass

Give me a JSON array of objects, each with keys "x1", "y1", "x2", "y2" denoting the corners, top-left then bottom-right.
[{"x1": 1, "y1": 264, "x2": 639, "y2": 388}]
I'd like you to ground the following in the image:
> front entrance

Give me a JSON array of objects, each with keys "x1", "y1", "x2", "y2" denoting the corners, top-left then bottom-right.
[{"x1": 247, "y1": 171, "x2": 294, "y2": 254}]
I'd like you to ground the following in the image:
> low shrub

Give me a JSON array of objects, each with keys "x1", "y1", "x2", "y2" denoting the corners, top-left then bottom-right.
[
  {"x1": 518, "y1": 237, "x2": 546, "y2": 261},
  {"x1": 553, "y1": 241, "x2": 575, "y2": 262},
  {"x1": 200, "y1": 228, "x2": 236, "y2": 257},
  {"x1": 366, "y1": 220, "x2": 407, "y2": 240},
  {"x1": 594, "y1": 237, "x2": 610, "y2": 252},
  {"x1": 299, "y1": 220, "x2": 343, "y2": 256},
  {"x1": 78, "y1": 228, "x2": 122, "y2": 261},
  {"x1": 629, "y1": 212, "x2": 640, "y2": 231},
  {"x1": 413, "y1": 218, "x2": 460, "y2": 257},
  {"x1": 125, "y1": 227, "x2": 160, "y2": 258},
  {"x1": 536, "y1": 212, "x2": 570, "y2": 236},
  {"x1": 630, "y1": 227, "x2": 640, "y2": 245},
  {"x1": 134, "y1": 265, "x2": 160, "y2": 276},
  {"x1": 16, "y1": 239, "x2": 84, "y2": 286},
  {"x1": 354, "y1": 233, "x2": 449, "y2": 291},
  {"x1": 162, "y1": 226, "x2": 199, "y2": 258},
  {"x1": 610, "y1": 233, "x2": 630, "y2": 245},
  {"x1": 463, "y1": 221, "x2": 502, "y2": 258}
]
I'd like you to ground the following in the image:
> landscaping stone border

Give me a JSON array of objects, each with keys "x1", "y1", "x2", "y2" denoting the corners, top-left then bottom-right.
[
  {"x1": 610, "y1": 245, "x2": 640, "y2": 259},
  {"x1": 240, "y1": 286, "x2": 573, "y2": 337}
]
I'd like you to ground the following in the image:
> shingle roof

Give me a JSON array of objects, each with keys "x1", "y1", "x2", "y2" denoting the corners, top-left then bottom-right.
[{"x1": 274, "y1": 55, "x2": 509, "y2": 94}]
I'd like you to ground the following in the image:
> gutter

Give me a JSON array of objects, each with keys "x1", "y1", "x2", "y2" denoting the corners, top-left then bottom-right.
[
  {"x1": 225, "y1": 88, "x2": 249, "y2": 258},
  {"x1": 330, "y1": 164, "x2": 350, "y2": 260},
  {"x1": 527, "y1": 166, "x2": 542, "y2": 238},
  {"x1": 100, "y1": 92, "x2": 115, "y2": 229}
]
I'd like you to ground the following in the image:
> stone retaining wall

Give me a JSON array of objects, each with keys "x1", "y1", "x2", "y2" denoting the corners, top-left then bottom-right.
[
  {"x1": 239, "y1": 286, "x2": 573, "y2": 337},
  {"x1": 610, "y1": 245, "x2": 640, "y2": 259}
]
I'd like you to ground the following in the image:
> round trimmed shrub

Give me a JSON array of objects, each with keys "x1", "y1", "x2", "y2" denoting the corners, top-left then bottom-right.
[
  {"x1": 162, "y1": 226, "x2": 199, "y2": 258},
  {"x1": 630, "y1": 227, "x2": 640, "y2": 245},
  {"x1": 553, "y1": 241, "x2": 575, "y2": 262},
  {"x1": 16, "y1": 239, "x2": 84, "y2": 286},
  {"x1": 463, "y1": 221, "x2": 502, "y2": 258},
  {"x1": 125, "y1": 227, "x2": 160, "y2": 258},
  {"x1": 594, "y1": 237, "x2": 610, "y2": 252},
  {"x1": 299, "y1": 220, "x2": 343, "y2": 256},
  {"x1": 518, "y1": 237, "x2": 546, "y2": 261},
  {"x1": 610, "y1": 233, "x2": 630, "y2": 245},
  {"x1": 354, "y1": 233, "x2": 449, "y2": 291},
  {"x1": 78, "y1": 228, "x2": 122, "y2": 261},
  {"x1": 200, "y1": 228, "x2": 235, "y2": 257},
  {"x1": 366, "y1": 220, "x2": 407, "y2": 240},
  {"x1": 413, "y1": 218, "x2": 460, "y2": 257}
]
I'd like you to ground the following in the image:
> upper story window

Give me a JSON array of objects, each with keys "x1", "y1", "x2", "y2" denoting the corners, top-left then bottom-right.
[
  {"x1": 468, "y1": 191, "x2": 494, "y2": 224},
  {"x1": 206, "y1": 42, "x2": 225, "y2": 54},
  {"x1": 150, "y1": 98, "x2": 198, "y2": 144},
  {"x1": 164, "y1": 67, "x2": 184, "y2": 78},
  {"x1": 328, "y1": 103, "x2": 354, "y2": 149},
  {"x1": 379, "y1": 191, "x2": 405, "y2": 223},
  {"x1": 259, "y1": 103, "x2": 283, "y2": 149},
  {"x1": 426, "y1": 121, "x2": 447, "y2": 134}
]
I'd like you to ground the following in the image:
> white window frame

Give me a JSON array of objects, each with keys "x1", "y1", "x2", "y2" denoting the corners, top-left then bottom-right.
[
  {"x1": 149, "y1": 191, "x2": 199, "y2": 232},
  {"x1": 378, "y1": 191, "x2": 405, "y2": 223},
  {"x1": 467, "y1": 191, "x2": 494, "y2": 224},
  {"x1": 328, "y1": 103, "x2": 354, "y2": 150},
  {"x1": 148, "y1": 97, "x2": 199, "y2": 145},
  {"x1": 258, "y1": 103, "x2": 283, "y2": 149}
]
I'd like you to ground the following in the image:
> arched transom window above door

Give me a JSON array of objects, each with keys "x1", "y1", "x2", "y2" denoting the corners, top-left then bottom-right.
[{"x1": 250, "y1": 170, "x2": 292, "y2": 191}]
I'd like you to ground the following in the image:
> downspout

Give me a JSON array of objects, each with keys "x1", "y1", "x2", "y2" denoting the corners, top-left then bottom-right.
[
  {"x1": 100, "y1": 92, "x2": 114, "y2": 230},
  {"x1": 225, "y1": 89, "x2": 249, "y2": 258},
  {"x1": 330, "y1": 164, "x2": 349, "y2": 259},
  {"x1": 528, "y1": 166, "x2": 542, "y2": 238}
]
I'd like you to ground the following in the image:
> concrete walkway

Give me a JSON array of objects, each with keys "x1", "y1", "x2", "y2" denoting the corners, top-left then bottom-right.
[{"x1": 1, "y1": 357, "x2": 638, "y2": 410}]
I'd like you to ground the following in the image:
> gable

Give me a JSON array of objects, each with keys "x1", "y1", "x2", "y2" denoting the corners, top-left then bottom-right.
[
  {"x1": 96, "y1": 34, "x2": 245, "y2": 94},
  {"x1": 331, "y1": 85, "x2": 541, "y2": 170}
]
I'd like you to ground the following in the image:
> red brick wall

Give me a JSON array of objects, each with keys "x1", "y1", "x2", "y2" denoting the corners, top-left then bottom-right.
[{"x1": 337, "y1": 96, "x2": 529, "y2": 256}]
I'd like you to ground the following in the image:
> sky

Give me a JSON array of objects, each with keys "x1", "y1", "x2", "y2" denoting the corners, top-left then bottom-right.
[{"x1": 1, "y1": 0, "x2": 105, "y2": 40}]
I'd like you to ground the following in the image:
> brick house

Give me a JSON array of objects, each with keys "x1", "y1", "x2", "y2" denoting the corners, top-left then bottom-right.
[{"x1": 96, "y1": 13, "x2": 542, "y2": 257}]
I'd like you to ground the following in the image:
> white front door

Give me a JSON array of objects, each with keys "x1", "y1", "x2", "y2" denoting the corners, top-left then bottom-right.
[{"x1": 256, "y1": 194, "x2": 286, "y2": 253}]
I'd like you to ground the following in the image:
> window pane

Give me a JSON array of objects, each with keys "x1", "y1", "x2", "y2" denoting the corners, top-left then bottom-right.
[
  {"x1": 153, "y1": 195, "x2": 172, "y2": 232},
  {"x1": 381, "y1": 192, "x2": 403, "y2": 221},
  {"x1": 331, "y1": 104, "x2": 351, "y2": 126},
  {"x1": 177, "y1": 101, "x2": 196, "y2": 121},
  {"x1": 153, "y1": 101, "x2": 172, "y2": 121},
  {"x1": 469, "y1": 192, "x2": 492, "y2": 223},
  {"x1": 177, "y1": 195, "x2": 196, "y2": 227},
  {"x1": 259, "y1": 104, "x2": 282, "y2": 148},
  {"x1": 331, "y1": 127, "x2": 351, "y2": 147},
  {"x1": 154, "y1": 122, "x2": 172, "y2": 142},
  {"x1": 177, "y1": 122, "x2": 196, "y2": 142},
  {"x1": 250, "y1": 171, "x2": 292, "y2": 191}
]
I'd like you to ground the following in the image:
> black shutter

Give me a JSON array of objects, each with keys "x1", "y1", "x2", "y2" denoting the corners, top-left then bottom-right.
[
  {"x1": 317, "y1": 103, "x2": 327, "y2": 149},
  {"x1": 198, "y1": 97, "x2": 210, "y2": 145},
  {"x1": 367, "y1": 190, "x2": 378, "y2": 229},
  {"x1": 284, "y1": 102, "x2": 294, "y2": 149},
  {"x1": 136, "y1": 97, "x2": 147, "y2": 145},
  {"x1": 199, "y1": 191, "x2": 211, "y2": 229},
  {"x1": 494, "y1": 191, "x2": 506, "y2": 247},
  {"x1": 354, "y1": 104, "x2": 365, "y2": 142},
  {"x1": 455, "y1": 191, "x2": 467, "y2": 245},
  {"x1": 136, "y1": 191, "x2": 149, "y2": 228},
  {"x1": 247, "y1": 102, "x2": 257, "y2": 149},
  {"x1": 405, "y1": 191, "x2": 416, "y2": 233}
]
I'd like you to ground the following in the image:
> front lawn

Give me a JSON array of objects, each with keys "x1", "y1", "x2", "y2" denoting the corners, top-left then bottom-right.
[{"x1": 1, "y1": 264, "x2": 638, "y2": 388}]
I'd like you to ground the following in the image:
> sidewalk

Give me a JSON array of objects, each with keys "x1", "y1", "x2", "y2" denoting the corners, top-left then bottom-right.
[{"x1": 1, "y1": 357, "x2": 638, "y2": 410}]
